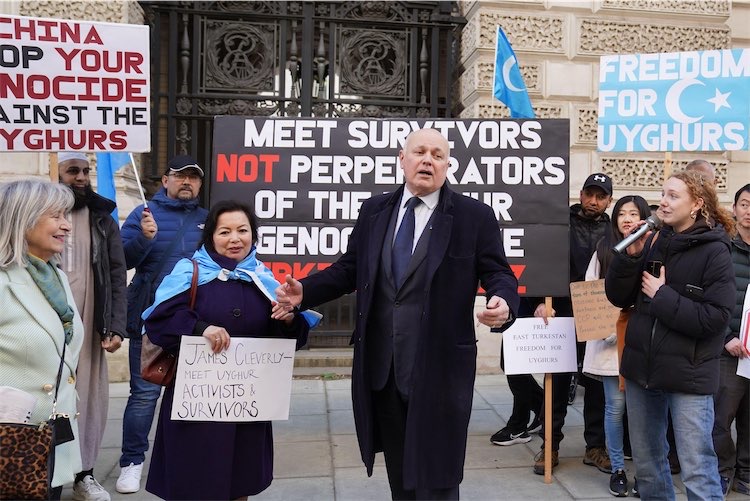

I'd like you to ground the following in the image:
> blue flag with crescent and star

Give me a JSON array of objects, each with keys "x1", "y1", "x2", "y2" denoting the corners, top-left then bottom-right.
[{"x1": 493, "y1": 26, "x2": 535, "y2": 119}]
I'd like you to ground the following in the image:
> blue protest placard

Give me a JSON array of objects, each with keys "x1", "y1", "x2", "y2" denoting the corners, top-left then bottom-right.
[{"x1": 598, "y1": 49, "x2": 750, "y2": 152}]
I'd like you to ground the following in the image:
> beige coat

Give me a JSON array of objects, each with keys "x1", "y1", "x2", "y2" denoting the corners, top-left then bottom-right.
[{"x1": 0, "y1": 264, "x2": 83, "y2": 488}]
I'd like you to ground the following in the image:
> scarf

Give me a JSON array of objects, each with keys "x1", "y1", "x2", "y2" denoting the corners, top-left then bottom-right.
[
  {"x1": 142, "y1": 245, "x2": 322, "y2": 329},
  {"x1": 25, "y1": 254, "x2": 74, "y2": 344}
]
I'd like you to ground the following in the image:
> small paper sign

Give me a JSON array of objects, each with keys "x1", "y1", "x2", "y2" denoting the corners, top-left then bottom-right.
[
  {"x1": 502, "y1": 317, "x2": 578, "y2": 375},
  {"x1": 171, "y1": 336, "x2": 296, "y2": 421},
  {"x1": 570, "y1": 279, "x2": 621, "y2": 341}
]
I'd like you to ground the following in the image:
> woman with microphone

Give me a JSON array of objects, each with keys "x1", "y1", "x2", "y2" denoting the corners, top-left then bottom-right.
[{"x1": 605, "y1": 169, "x2": 735, "y2": 500}]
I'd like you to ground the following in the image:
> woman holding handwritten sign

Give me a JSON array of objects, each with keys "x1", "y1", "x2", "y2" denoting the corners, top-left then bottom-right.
[
  {"x1": 583, "y1": 195, "x2": 649, "y2": 497},
  {"x1": 141, "y1": 200, "x2": 316, "y2": 500}
]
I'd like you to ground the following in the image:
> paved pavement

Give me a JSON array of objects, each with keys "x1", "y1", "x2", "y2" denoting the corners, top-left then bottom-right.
[{"x1": 63, "y1": 374, "x2": 744, "y2": 501}]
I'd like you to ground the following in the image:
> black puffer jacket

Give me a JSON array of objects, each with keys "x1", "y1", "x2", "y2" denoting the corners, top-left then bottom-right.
[{"x1": 605, "y1": 221, "x2": 735, "y2": 395}]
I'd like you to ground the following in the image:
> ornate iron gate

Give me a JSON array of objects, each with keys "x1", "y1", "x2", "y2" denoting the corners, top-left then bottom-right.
[{"x1": 140, "y1": 0, "x2": 464, "y2": 342}]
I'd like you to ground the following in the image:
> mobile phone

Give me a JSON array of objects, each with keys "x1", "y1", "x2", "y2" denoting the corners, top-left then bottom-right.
[{"x1": 646, "y1": 260, "x2": 663, "y2": 277}]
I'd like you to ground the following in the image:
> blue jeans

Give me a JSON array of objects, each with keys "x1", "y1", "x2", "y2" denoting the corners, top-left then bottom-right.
[
  {"x1": 602, "y1": 376, "x2": 626, "y2": 472},
  {"x1": 625, "y1": 379, "x2": 723, "y2": 501},
  {"x1": 119, "y1": 335, "x2": 162, "y2": 467}
]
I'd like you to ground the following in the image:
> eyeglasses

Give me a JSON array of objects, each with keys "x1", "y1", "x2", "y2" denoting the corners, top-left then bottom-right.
[
  {"x1": 169, "y1": 172, "x2": 202, "y2": 181},
  {"x1": 64, "y1": 167, "x2": 91, "y2": 175}
]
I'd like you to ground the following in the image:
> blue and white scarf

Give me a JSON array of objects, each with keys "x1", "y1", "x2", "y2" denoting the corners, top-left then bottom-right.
[{"x1": 142, "y1": 245, "x2": 321, "y2": 329}]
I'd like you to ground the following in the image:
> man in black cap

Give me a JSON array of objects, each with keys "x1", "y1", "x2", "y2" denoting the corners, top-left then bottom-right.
[
  {"x1": 531, "y1": 173, "x2": 613, "y2": 475},
  {"x1": 115, "y1": 155, "x2": 208, "y2": 494}
]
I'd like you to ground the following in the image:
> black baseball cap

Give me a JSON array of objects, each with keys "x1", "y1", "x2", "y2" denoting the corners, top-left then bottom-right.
[
  {"x1": 166, "y1": 155, "x2": 204, "y2": 178},
  {"x1": 582, "y1": 173, "x2": 612, "y2": 195}
]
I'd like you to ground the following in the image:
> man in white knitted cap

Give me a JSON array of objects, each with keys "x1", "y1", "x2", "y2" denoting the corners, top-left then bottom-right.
[{"x1": 57, "y1": 151, "x2": 127, "y2": 501}]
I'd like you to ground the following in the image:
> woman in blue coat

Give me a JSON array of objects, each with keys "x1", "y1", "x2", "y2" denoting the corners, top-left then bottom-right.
[
  {"x1": 605, "y1": 170, "x2": 735, "y2": 500},
  {"x1": 142, "y1": 200, "x2": 314, "y2": 500}
]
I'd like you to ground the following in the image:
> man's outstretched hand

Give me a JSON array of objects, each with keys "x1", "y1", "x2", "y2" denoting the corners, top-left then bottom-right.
[{"x1": 272, "y1": 275, "x2": 304, "y2": 320}]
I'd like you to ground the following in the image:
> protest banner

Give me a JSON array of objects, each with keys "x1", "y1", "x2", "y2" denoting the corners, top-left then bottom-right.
[
  {"x1": 569, "y1": 279, "x2": 621, "y2": 341},
  {"x1": 210, "y1": 118, "x2": 571, "y2": 297},
  {"x1": 171, "y1": 336, "x2": 297, "y2": 422},
  {"x1": 0, "y1": 14, "x2": 150, "y2": 151},
  {"x1": 501, "y1": 317, "x2": 577, "y2": 375},
  {"x1": 598, "y1": 48, "x2": 750, "y2": 152}
]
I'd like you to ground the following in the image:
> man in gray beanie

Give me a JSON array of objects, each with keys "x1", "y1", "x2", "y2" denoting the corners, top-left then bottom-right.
[{"x1": 57, "y1": 151, "x2": 127, "y2": 501}]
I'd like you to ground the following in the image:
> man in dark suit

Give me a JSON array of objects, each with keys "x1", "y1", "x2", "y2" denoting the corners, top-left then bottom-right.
[{"x1": 275, "y1": 128, "x2": 519, "y2": 500}]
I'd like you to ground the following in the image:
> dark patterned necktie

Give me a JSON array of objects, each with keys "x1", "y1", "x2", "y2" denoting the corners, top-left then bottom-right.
[{"x1": 392, "y1": 197, "x2": 421, "y2": 287}]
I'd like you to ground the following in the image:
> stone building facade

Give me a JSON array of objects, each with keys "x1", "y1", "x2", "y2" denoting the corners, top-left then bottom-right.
[
  {"x1": 458, "y1": 0, "x2": 750, "y2": 208},
  {"x1": 1, "y1": 0, "x2": 748, "y2": 374}
]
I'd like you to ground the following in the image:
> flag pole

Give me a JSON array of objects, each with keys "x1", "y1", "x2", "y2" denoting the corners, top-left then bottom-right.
[
  {"x1": 50, "y1": 153, "x2": 59, "y2": 183},
  {"x1": 128, "y1": 153, "x2": 149, "y2": 209},
  {"x1": 544, "y1": 296, "x2": 553, "y2": 483}
]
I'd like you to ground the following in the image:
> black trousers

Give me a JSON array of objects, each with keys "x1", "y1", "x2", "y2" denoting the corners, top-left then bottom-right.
[
  {"x1": 373, "y1": 369, "x2": 460, "y2": 500},
  {"x1": 713, "y1": 355, "x2": 750, "y2": 480},
  {"x1": 500, "y1": 348, "x2": 543, "y2": 432}
]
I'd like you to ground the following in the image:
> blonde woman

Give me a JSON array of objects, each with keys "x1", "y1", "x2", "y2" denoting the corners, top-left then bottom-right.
[{"x1": 0, "y1": 179, "x2": 84, "y2": 499}]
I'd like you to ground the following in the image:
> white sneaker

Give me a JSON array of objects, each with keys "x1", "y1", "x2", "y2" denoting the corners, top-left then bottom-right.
[
  {"x1": 72, "y1": 475, "x2": 111, "y2": 501},
  {"x1": 116, "y1": 462, "x2": 143, "y2": 494}
]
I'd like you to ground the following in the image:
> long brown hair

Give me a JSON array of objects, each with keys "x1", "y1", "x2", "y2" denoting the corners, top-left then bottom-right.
[{"x1": 670, "y1": 170, "x2": 735, "y2": 236}]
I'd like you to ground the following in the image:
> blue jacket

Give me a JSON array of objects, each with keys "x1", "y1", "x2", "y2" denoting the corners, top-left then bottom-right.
[{"x1": 121, "y1": 188, "x2": 208, "y2": 336}]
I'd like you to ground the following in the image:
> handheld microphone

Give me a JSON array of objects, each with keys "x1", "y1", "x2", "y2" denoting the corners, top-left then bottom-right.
[{"x1": 612, "y1": 214, "x2": 661, "y2": 255}]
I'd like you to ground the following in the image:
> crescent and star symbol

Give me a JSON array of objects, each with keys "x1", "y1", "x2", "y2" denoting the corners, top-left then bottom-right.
[{"x1": 665, "y1": 79, "x2": 734, "y2": 123}]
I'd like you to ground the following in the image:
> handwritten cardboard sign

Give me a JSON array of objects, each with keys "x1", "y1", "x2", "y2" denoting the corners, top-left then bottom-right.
[
  {"x1": 502, "y1": 317, "x2": 577, "y2": 375},
  {"x1": 570, "y1": 279, "x2": 621, "y2": 341},
  {"x1": 171, "y1": 336, "x2": 296, "y2": 422}
]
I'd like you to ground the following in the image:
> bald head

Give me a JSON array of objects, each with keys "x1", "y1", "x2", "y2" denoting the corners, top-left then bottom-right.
[
  {"x1": 404, "y1": 128, "x2": 449, "y2": 154},
  {"x1": 685, "y1": 159, "x2": 716, "y2": 184}
]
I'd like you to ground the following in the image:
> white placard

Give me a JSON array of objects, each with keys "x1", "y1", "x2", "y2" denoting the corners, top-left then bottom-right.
[
  {"x1": 502, "y1": 317, "x2": 578, "y2": 375},
  {"x1": 0, "y1": 14, "x2": 150, "y2": 151},
  {"x1": 171, "y1": 336, "x2": 296, "y2": 422},
  {"x1": 737, "y1": 284, "x2": 750, "y2": 379}
]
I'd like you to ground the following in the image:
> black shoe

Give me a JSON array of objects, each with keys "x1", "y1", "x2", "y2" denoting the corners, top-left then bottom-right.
[
  {"x1": 490, "y1": 427, "x2": 532, "y2": 446},
  {"x1": 632, "y1": 478, "x2": 639, "y2": 498},
  {"x1": 568, "y1": 374, "x2": 578, "y2": 405},
  {"x1": 609, "y1": 469, "x2": 629, "y2": 497},
  {"x1": 527, "y1": 414, "x2": 542, "y2": 434},
  {"x1": 721, "y1": 476, "x2": 731, "y2": 498}
]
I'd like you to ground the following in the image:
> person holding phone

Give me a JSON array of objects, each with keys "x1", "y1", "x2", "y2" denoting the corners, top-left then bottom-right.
[{"x1": 605, "y1": 169, "x2": 735, "y2": 500}]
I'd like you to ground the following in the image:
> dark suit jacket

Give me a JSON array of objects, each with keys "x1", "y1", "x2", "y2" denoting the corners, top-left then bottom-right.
[
  {"x1": 301, "y1": 184, "x2": 519, "y2": 490},
  {"x1": 366, "y1": 193, "x2": 435, "y2": 396}
]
